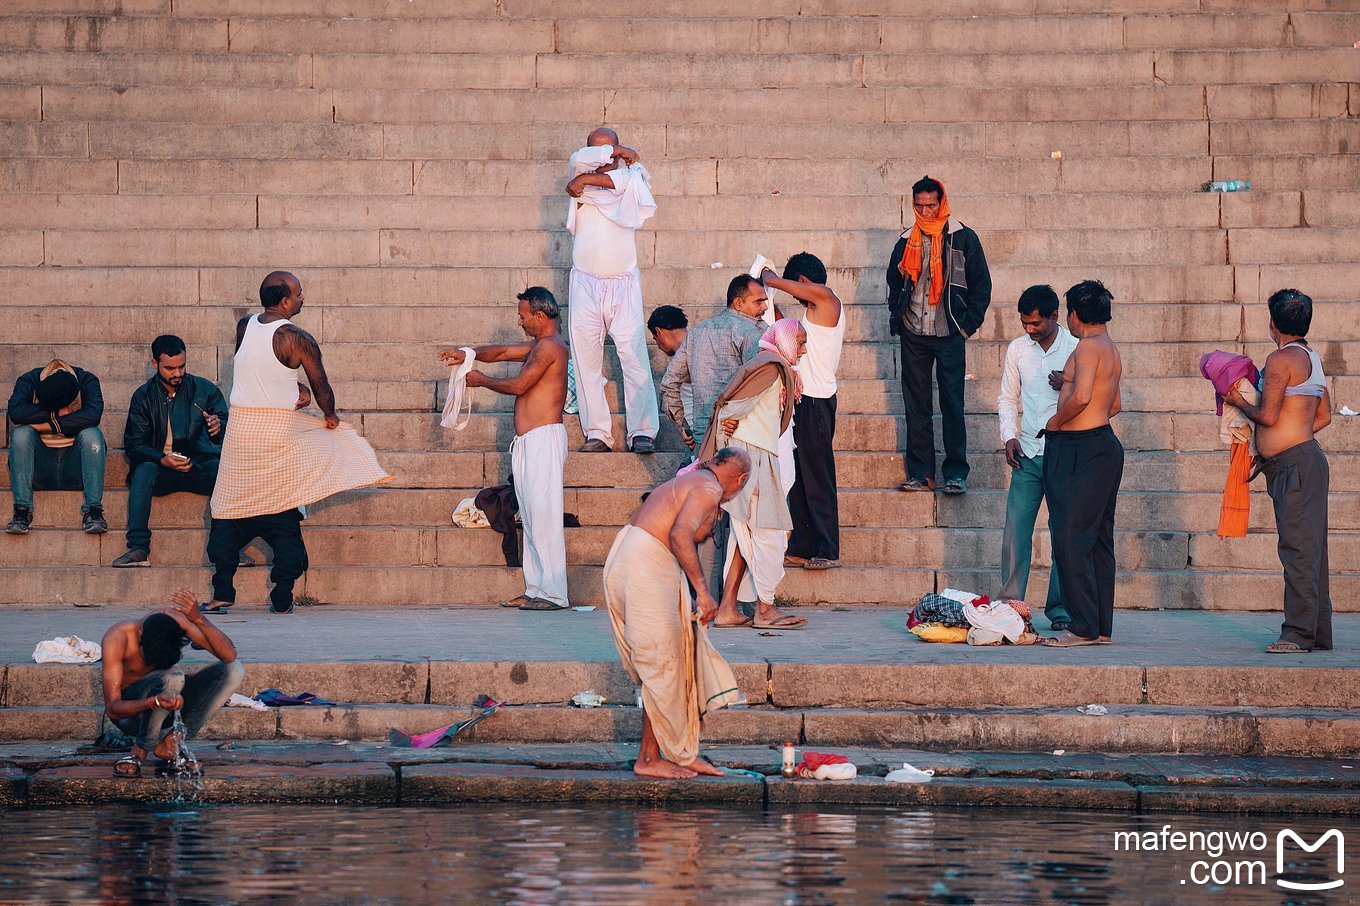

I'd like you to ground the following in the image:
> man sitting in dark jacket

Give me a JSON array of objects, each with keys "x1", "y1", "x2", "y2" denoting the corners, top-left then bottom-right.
[
  {"x1": 112, "y1": 336, "x2": 229, "y2": 568},
  {"x1": 6, "y1": 359, "x2": 107, "y2": 535},
  {"x1": 886, "y1": 176, "x2": 992, "y2": 496}
]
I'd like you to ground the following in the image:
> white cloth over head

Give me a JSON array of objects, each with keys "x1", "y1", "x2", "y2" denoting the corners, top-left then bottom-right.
[
  {"x1": 565, "y1": 146, "x2": 657, "y2": 238},
  {"x1": 440, "y1": 347, "x2": 477, "y2": 431}
]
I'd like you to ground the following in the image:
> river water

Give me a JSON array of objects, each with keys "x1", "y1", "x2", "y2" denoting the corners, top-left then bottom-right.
[{"x1": 0, "y1": 804, "x2": 1348, "y2": 904}]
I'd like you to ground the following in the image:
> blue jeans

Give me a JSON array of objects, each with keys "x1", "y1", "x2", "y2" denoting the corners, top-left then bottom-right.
[
  {"x1": 112, "y1": 661, "x2": 246, "y2": 750},
  {"x1": 7, "y1": 425, "x2": 106, "y2": 510},
  {"x1": 999, "y1": 453, "x2": 1066, "y2": 624}
]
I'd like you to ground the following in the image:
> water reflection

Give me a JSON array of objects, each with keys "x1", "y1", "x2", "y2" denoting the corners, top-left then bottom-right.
[{"x1": 0, "y1": 804, "x2": 1347, "y2": 904}]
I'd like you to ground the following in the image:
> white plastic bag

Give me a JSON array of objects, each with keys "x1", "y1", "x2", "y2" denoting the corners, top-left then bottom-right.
[{"x1": 884, "y1": 762, "x2": 935, "y2": 784}]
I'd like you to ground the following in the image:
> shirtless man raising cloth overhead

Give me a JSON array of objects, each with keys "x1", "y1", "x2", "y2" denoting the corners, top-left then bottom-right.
[
  {"x1": 440, "y1": 287, "x2": 570, "y2": 611},
  {"x1": 1041, "y1": 280, "x2": 1124, "y2": 649},
  {"x1": 604, "y1": 447, "x2": 752, "y2": 779}
]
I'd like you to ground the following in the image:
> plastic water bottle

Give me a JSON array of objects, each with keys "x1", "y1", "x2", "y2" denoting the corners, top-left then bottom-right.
[{"x1": 1208, "y1": 180, "x2": 1251, "y2": 193}]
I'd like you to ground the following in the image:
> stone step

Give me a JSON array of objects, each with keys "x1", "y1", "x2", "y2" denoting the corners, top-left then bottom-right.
[
  {"x1": 3, "y1": 262, "x2": 1352, "y2": 311},
  {"x1": 7, "y1": 407, "x2": 1360, "y2": 457},
  {"x1": 2, "y1": 701, "x2": 1355, "y2": 757},
  {"x1": 14, "y1": 654, "x2": 1354, "y2": 711},
  {"x1": 0, "y1": 521, "x2": 1285, "y2": 573},
  {"x1": 11, "y1": 447, "x2": 1358, "y2": 496},
  {"x1": 0, "y1": 559, "x2": 1354, "y2": 609}
]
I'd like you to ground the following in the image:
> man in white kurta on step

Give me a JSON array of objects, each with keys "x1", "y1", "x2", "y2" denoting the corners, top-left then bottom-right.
[{"x1": 565, "y1": 127, "x2": 660, "y2": 455}]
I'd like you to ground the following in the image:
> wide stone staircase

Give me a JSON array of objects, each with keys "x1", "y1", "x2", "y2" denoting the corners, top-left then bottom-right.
[{"x1": 1, "y1": 0, "x2": 1358, "y2": 612}]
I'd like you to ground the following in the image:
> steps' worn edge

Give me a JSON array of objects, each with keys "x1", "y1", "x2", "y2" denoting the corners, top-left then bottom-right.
[{"x1": 5, "y1": 751, "x2": 1360, "y2": 815}]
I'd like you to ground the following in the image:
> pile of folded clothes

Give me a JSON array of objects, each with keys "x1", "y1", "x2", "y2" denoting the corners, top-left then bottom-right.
[{"x1": 907, "y1": 588, "x2": 1039, "y2": 645}]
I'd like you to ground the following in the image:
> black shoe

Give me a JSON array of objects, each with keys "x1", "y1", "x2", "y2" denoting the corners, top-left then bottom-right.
[
  {"x1": 112, "y1": 548, "x2": 150, "y2": 568},
  {"x1": 6, "y1": 506, "x2": 33, "y2": 535},
  {"x1": 1050, "y1": 619, "x2": 1072, "y2": 632},
  {"x1": 269, "y1": 599, "x2": 295, "y2": 614},
  {"x1": 629, "y1": 436, "x2": 656, "y2": 454},
  {"x1": 82, "y1": 506, "x2": 108, "y2": 535}
]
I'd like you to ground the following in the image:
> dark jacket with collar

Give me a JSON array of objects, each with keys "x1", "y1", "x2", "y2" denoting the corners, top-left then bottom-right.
[
  {"x1": 7, "y1": 364, "x2": 103, "y2": 438},
  {"x1": 885, "y1": 218, "x2": 992, "y2": 339},
  {"x1": 123, "y1": 373, "x2": 228, "y2": 469}
]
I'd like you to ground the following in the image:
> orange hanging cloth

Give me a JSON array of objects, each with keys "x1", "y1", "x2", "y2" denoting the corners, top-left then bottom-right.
[
  {"x1": 1217, "y1": 441, "x2": 1251, "y2": 539},
  {"x1": 898, "y1": 178, "x2": 951, "y2": 305}
]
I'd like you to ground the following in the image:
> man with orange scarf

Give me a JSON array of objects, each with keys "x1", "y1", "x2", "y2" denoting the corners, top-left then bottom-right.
[{"x1": 886, "y1": 176, "x2": 992, "y2": 495}]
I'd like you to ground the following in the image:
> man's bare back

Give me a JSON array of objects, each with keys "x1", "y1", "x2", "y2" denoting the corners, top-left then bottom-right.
[
  {"x1": 633, "y1": 468, "x2": 724, "y2": 548},
  {"x1": 1050, "y1": 331, "x2": 1122, "y2": 432}
]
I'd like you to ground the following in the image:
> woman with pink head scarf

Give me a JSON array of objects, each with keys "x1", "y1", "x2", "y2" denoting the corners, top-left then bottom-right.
[{"x1": 694, "y1": 318, "x2": 808, "y2": 630}]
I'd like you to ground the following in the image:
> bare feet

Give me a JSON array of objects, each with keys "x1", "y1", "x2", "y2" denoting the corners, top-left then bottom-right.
[
  {"x1": 634, "y1": 756, "x2": 698, "y2": 780},
  {"x1": 685, "y1": 758, "x2": 725, "y2": 777},
  {"x1": 151, "y1": 734, "x2": 180, "y2": 762},
  {"x1": 713, "y1": 599, "x2": 751, "y2": 628},
  {"x1": 753, "y1": 601, "x2": 807, "y2": 630}
]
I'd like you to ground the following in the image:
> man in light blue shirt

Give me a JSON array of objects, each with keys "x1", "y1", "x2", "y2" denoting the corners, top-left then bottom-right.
[{"x1": 997, "y1": 285, "x2": 1079, "y2": 629}]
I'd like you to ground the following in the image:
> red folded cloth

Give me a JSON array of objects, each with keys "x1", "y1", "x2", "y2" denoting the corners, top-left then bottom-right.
[{"x1": 795, "y1": 751, "x2": 851, "y2": 773}]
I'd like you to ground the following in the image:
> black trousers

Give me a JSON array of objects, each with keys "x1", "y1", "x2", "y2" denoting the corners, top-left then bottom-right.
[
  {"x1": 787, "y1": 394, "x2": 840, "y2": 560},
  {"x1": 898, "y1": 330, "x2": 968, "y2": 483},
  {"x1": 1043, "y1": 425, "x2": 1123, "y2": 640},
  {"x1": 1263, "y1": 439, "x2": 1332, "y2": 650},
  {"x1": 207, "y1": 509, "x2": 308, "y2": 608}
]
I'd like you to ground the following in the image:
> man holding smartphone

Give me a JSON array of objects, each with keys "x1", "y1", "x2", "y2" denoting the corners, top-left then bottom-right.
[{"x1": 113, "y1": 335, "x2": 229, "y2": 568}]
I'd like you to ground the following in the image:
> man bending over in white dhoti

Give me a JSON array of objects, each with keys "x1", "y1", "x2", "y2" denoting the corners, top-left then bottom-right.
[
  {"x1": 565, "y1": 127, "x2": 660, "y2": 455},
  {"x1": 208, "y1": 272, "x2": 391, "y2": 615},
  {"x1": 605, "y1": 447, "x2": 752, "y2": 779},
  {"x1": 439, "y1": 288, "x2": 571, "y2": 611},
  {"x1": 697, "y1": 319, "x2": 808, "y2": 631}
]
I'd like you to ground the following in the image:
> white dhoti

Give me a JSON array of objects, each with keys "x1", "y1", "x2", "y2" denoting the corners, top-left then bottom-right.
[
  {"x1": 510, "y1": 423, "x2": 569, "y2": 607},
  {"x1": 569, "y1": 266, "x2": 659, "y2": 448},
  {"x1": 604, "y1": 524, "x2": 742, "y2": 765}
]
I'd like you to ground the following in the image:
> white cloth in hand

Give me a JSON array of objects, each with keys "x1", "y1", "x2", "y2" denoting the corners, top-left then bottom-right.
[{"x1": 441, "y1": 347, "x2": 477, "y2": 431}]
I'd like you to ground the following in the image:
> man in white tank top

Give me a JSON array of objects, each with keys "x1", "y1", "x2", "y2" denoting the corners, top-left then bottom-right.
[
  {"x1": 564, "y1": 127, "x2": 660, "y2": 455},
  {"x1": 759, "y1": 253, "x2": 845, "y2": 571},
  {"x1": 1225, "y1": 289, "x2": 1334, "y2": 653},
  {"x1": 206, "y1": 272, "x2": 390, "y2": 615}
]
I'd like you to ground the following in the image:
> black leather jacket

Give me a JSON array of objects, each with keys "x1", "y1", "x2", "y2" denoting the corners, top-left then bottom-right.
[
  {"x1": 886, "y1": 219, "x2": 992, "y2": 338},
  {"x1": 123, "y1": 373, "x2": 228, "y2": 469}
]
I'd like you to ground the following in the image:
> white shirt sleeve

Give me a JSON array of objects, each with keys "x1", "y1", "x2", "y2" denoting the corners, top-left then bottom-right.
[{"x1": 998, "y1": 339, "x2": 1022, "y2": 445}]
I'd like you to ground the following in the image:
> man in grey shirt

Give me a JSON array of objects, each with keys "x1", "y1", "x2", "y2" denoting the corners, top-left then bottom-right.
[{"x1": 660, "y1": 275, "x2": 769, "y2": 453}]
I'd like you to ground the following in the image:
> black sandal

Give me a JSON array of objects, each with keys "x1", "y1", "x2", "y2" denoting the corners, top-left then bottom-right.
[
  {"x1": 113, "y1": 754, "x2": 142, "y2": 778},
  {"x1": 198, "y1": 601, "x2": 234, "y2": 614}
]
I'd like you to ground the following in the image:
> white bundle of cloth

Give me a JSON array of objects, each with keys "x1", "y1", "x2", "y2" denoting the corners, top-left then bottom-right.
[
  {"x1": 33, "y1": 635, "x2": 101, "y2": 664},
  {"x1": 565, "y1": 144, "x2": 656, "y2": 234},
  {"x1": 1220, "y1": 377, "x2": 1259, "y2": 453},
  {"x1": 451, "y1": 497, "x2": 491, "y2": 528},
  {"x1": 440, "y1": 347, "x2": 477, "y2": 431},
  {"x1": 963, "y1": 599, "x2": 1026, "y2": 644}
]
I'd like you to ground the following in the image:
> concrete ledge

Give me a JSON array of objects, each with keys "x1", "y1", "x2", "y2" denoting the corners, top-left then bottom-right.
[
  {"x1": 770, "y1": 663, "x2": 1143, "y2": 708},
  {"x1": 1137, "y1": 785, "x2": 1360, "y2": 816},
  {"x1": 768, "y1": 776, "x2": 1138, "y2": 810},
  {"x1": 0, "y1": 764, "x2": 25, "y2": 808},
  {"x1": 27, "y1": 762, "x2": 396, "y2": 806},
  {"x1": 401, "y1": 762, "x2": 763, "y2": 804}
]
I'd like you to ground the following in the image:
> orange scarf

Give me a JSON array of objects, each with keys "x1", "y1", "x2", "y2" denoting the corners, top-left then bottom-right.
[
  {"x1": 898, "y1": 180, "x2": 951, "y2": 306},
  {"x1": 1216, "y1": 441, "x2": 1251, "y2": 539}
]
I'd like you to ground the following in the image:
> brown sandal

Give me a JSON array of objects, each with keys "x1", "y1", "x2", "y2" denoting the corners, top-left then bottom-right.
[
  {"x1": 1043, "y1": 630, "x2": 1101, "y2": 648},
  {"x1": 1265, "y1": 640, "x2": 1308, "y2": 654}
]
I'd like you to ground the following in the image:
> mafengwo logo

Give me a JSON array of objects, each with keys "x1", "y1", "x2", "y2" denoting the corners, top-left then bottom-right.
[{"x1": 1277, "y1": 829, "x2": 1344, "y2": 892}]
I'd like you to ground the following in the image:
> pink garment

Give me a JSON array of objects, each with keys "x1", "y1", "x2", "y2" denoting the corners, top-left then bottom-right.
[
  {"x1": 759, "y1": 319, "x2": 804, "y2": 402},
  {"x1": 1199, "y1": 350, "x2": 1259, "y2": 416}
]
